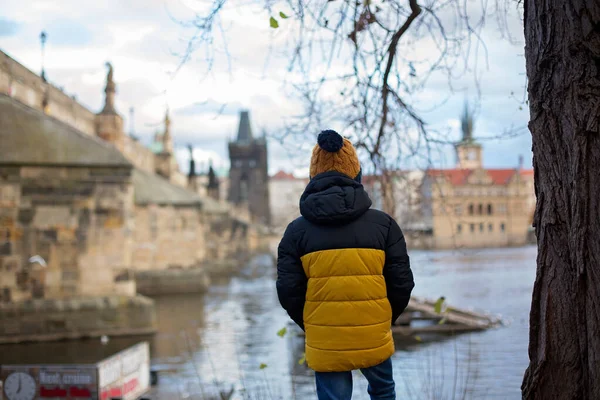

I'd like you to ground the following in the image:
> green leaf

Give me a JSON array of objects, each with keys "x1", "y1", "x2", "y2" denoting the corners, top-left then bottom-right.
[
  {"x1": 269, "y1": 17, "x2": 279, "y2": 28},
  {"x1": 438, "y1": 317, "x2": 447, "y2": 325},
  {"x1": 433, "y1": 296, "x2": 445, "y2": 314},
  {"x1": 279, "y1": 11, "x2": 289, "y2": 19},
  {"x1": 259, "y1": 363, "x2": 268, "y2": 369},
  {"x1": 414, "y1": 335, "x2": 422, "y2": 342},
  {"x1": 277, "y1": 327, "x2": 287, "y2": 338},
  {"x1": 298, "y1": 353, "x2": 306, "y2": 365}
]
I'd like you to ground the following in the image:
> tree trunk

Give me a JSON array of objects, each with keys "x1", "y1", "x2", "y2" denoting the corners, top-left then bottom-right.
[{"x1": 522, "y1": 1, "x2": 600, "y2": 399}]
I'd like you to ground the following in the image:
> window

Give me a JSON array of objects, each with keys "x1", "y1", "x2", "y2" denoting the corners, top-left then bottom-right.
[
  {"x1": 468, "y1": 204, "x2": 474, "y2": 216},
  {"x1": 457, "y1": 224, "x2": 462, "y2": 234},
  {"x1": 498, "y1": 204, "x2": 507, "y2": 214},
  {"x1": 487, "y1": 204, "x2": 493, "y2": 215},
  {"x1": 455, "y1": 204, "x2": 463, "y2": 215},
  {"x1": 500, "y1": 223, "x2": 506, "y2": 233},
  {"x1": 470, "y1": 223, "x2": 475, "y2": 233},
  {"x1": 478, "y1": 204, "x2": 483, "y2": 215},
  {"x1": 249, "y1": 160, "x2": 257, "y2": 168},
  {"x1": 234, "y1": 160, "x2": 243, "y2": 167},
  {"x1": 479, "y1": 223, "x2": 484, "y2": 232},
  {"x1": 488, "y1": 223, "x2": 493, "y2": 232}
]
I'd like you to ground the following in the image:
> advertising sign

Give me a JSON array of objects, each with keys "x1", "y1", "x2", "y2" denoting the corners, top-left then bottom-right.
[
  {"x1": 1, "y1": 341, "x2": 149, "y2": 400},
  {"x1": 0, "y1": 365, "x2": 98, "y2": 400},
  {"x1": 98, "y1": 342, "x2": 149, "y2": 400}
]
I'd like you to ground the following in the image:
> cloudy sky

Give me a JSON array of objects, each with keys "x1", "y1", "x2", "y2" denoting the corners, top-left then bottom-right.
[{"x1": 0, "y1": 0, "x2": 531, "y2": 176}]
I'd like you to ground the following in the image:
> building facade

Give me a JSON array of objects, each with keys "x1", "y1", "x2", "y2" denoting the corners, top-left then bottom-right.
[
  {"x1": 268, "y1": 171, "x2": 308, "y2": 231},
  {"x1": 420, "y1": 107, "x2": 535, "y2": 249}
]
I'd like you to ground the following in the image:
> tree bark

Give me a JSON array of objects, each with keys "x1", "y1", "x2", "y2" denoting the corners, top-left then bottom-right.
[{"x1": 522, "y1": 1, "x2": 600, "y2": 399}]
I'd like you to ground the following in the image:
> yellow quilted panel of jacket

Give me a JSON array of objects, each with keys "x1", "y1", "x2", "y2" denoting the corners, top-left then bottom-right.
[{"x1": 300, "y1": 248, "x2": 394, "y2": 372}]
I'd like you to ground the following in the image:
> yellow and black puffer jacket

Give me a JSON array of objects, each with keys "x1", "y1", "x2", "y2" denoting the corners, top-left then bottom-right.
[{"x1": 276, "y1": 171, "x2": 414, "y2": 372}]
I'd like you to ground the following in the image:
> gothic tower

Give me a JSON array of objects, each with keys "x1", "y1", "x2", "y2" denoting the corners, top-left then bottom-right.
[
  {"x1": 228, "y1": 111, "x2": 271, "y2": 225},
  {"x1": 96, "y1": 62, "x2": 125, "y2": 150},
  {"x1": 455, "y1": 103, "x2": 483, "y2": 169}
]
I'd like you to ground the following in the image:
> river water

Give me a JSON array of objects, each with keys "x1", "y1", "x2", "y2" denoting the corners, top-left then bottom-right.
[{"x1": 0, "y1": 246, "x2": 537, "y2": 399}]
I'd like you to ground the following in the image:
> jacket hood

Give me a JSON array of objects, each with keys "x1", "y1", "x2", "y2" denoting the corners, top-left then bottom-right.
[{"x1": 299, "y1": 171, "x2": 372, "y2": 225}]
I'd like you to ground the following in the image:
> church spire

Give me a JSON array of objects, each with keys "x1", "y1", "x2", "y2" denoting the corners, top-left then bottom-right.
[
  {"x1": 460, "y1": 102, "x2": 474, "y2": 143},
  {"x1": 100, "y1": 62, "x2": 117, "y2": 115}
]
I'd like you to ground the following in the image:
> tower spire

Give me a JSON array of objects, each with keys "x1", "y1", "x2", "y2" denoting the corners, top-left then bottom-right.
[
  {"x1": 236, "y1": 110, "x2": 253, "y2": 142},
  {"x1": 101, "y1": 62, "x2": 117, "y2": 115},
  {"x1": 455, "y1": 102, "x2": 482, "y2": 169},
  {"x1": 461, "y1": 101, "x2": 474, "y2": 143},
  {"x1": 162, "y1": 108, "x2": 173, "y2": 153},
  {"x1": 188, "y1": 144, "x2": 196, "y2": 178}
]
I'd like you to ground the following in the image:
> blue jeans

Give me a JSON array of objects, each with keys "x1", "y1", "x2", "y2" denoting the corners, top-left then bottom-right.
[{"x1": 314, "y1": 358, "x2": 395, "y2": 400}]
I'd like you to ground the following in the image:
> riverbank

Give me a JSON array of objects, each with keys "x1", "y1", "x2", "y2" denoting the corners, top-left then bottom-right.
[
  {"x1": 0, "y1": 295, "x2": 156, "y2": 344},
  {"x1": 0, "y1": 247, "x2": 537, "y2": 398}
]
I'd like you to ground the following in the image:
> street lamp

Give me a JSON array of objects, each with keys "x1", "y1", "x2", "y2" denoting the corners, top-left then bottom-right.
[{"x1": 40, "y1": 31, "x2": 47, "y2": 82}]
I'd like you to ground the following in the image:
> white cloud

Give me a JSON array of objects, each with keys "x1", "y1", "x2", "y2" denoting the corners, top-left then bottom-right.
[
  {"x1": 1, "y1": 0, "x2": 532, "y2": 173},
  {"x1": 174, "y1": 146, "x2": 228, "y2": 173}
]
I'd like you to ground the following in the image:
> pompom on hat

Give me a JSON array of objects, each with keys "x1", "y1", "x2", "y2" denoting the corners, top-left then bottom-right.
[{"x1": 309, "y1": 130, "x2": 362, "y2": 182}]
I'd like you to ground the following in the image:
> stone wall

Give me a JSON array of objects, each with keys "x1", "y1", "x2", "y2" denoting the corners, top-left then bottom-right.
[
  {"x1": 0, "y1": 295, "x2": 156, "y2": 344},
  {"x1": 203, "y1": 212, "x2": 254, "y2": 263},
  {"x1": 131, "y1": 205, "x2": 206, "y2": 271},
  {"x1": 0, "y1": 50, "x2": 97, "y2": 136},
  {"x1": 122, "y1": 135, "x2": 156, "y2": 174},
  {"x1": 170, "y1": 170, "x2": 188, "y2": 188},
  {"x1": 135, "y1": 269, "x2": 210, "y2": 296},
  {"x1": 404, "y1": 232, "x2": 435, "y2": 250},
  {"x1": 0, "y1": 166, "x2": 134, "y2": 302}
]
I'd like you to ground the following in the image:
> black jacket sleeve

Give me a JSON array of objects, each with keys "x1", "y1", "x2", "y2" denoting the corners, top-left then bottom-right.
[
  {"x1": 383, "y1": 217, "x2": 415, "y2": 324},
  {"x1": 276, "y1": 222, "x2": 307, "y2": 330}
]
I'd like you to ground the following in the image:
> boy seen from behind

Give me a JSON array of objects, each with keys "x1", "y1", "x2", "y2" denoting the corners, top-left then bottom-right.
[{"x1": 277, "y1": 130, "x2": 415, "y2": 400}]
